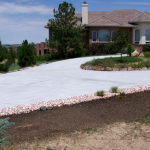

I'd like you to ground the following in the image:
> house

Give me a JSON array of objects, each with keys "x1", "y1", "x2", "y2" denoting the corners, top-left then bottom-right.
[{"x1": 36, "y1": 1, "x2": 150, "y2": 55}]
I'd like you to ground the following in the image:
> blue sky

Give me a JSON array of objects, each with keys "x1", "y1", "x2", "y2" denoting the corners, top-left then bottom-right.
[{"x1": 0, "y1": 0, "x2": 150, "y2": 44}]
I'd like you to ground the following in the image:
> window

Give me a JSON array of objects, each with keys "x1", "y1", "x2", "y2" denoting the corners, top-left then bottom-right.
[
  {"x1": 39, "y1": 50, "x2": 41, "y2": 55},
  {"x1": 135, "y1": 29, "x2": 140, "y2": 44},
  {"x1": 99, "y1": 29, "x2": 110, "y2": 42},
  {"x1": 111, "y1": 31, "x2": 115, "y2": 40},
  {"x1": 92, "y1": 31, "x2": 97, "y2": 42},
  {"x1": 146, "y1": 29, "x2": 150, "y2": 43}
]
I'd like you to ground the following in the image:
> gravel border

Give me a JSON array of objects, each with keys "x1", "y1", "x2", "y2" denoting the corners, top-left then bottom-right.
[{"x1": 0, "y1": 85, "x2": 150, "y2": 117}]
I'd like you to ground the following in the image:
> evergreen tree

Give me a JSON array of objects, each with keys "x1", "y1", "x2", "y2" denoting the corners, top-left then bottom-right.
[
  {"x1": 0, "y1": 117, "x2": 14, "y2": 148},
  {"x1": 18, "y1": 40, "x2": 36, "y2": 67},
  {"x1": 0, "y1": 41, "x2": 7, "y2": 62},
  {"x1": 48, "y1": 1, "x2": 85, "y2": 59},
  {"x1": 7, "y1": 47, "x2": 16, "y2": 63}
]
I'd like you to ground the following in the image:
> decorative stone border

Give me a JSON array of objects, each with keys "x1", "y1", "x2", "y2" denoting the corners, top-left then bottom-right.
[
  {"x1": 80, "y1": 65, "x2": 150, "y2": 71},
  {"x1": 0, "y1": 85, "x2": 150, "y2": 117}
]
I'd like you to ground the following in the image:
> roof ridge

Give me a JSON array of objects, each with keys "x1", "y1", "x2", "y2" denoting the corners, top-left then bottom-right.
[
  {"x1": 130, "y1": 12, "x2": 143, "y2": 21},
  {"x1": 103, "y1": 15, "x2": 122, "y2": 25},
  {"x1": 88, "y1": 15, "x2": 121, "y2": 25},
  {"x1": 88, "y1": 11, "x2": 112, "y2": 24}
]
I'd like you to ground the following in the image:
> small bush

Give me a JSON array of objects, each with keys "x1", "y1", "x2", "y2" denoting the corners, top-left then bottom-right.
[
  {"x1": 86, "y1": 43, "x2": 119, "y2": 56},
  {"x1": 0, "y1": 117, "x2": 15, "y2": 148},
  {"x1": 143, "y1": 44, "x2": 150, "y2": 52},
  {"x1": 119, "y1": 92, "x2": 126, "y2": 99},
  {"x1": 127, "y1": 44, "x2": 135, "y2": 56},
  {"x1": 144, "y1": 52, "x2": 150, "y2": 58},
  {"x1": 110, "y1": 86, "x2": 118, "y2": 93},
  {"x1": 36, "y1": 54, "x2": 51, "y2": 61},
  {"x1": 0, "y1": 60, "x2": 12, "y2": 72},
  {"x1": 96, "y1": 90, "x2": 105, "y2": 97}
]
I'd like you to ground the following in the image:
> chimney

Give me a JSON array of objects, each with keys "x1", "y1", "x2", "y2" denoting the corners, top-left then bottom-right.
[{"x1": 82, "y1": 1, "x2": 88, "y2": 25}]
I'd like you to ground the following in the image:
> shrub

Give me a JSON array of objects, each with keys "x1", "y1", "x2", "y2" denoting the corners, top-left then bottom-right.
[
  {"x1": 18, "y1": 40, "x2": 36, "y2": 67},
  {"x1": 36, "y1": 54, "x2": 51, "y2": 61},
  {"x1": 119, "y1": 92, "x2": 126, "y2": 99},
  {"x1": 127, "y1": 44, "x2": 135, "y2": 56},
  {"x1": 96, "y1": 90, "x2": 105, "y2": 97},
  {"x1": 86, "y1": 43, "x2": 119, "y2": 56},
  {"x1": 143, "y1": 44, "x2": 150, "y2": 52},
  {"x1": 144, "y1": 52, "x2": 150, "y2": 58},
  {"x1": 0, "y1": 117, "x2": 14, "y2": 148},
  {"x1": 0, "y1": 60, "x2": 12, "y2": 72},
  {"x1": 110, "y1": 86, "x2": 118, "y2": 93}
]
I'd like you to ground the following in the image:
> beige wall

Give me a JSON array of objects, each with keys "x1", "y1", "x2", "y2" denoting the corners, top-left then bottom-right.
[{"x1": 133, "y1": 22, "x2": 150, "y2": 44}]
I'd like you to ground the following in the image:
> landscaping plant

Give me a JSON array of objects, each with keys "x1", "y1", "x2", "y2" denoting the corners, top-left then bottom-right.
[
  {"x1": 0, "y1": 117, "x2": 14, "y2": 148},
  {"x1": 119, "y1": 92, "x2": 126, "y2": 99},
  {"x1": 96, "y1": 90, "x2": 105, "y2": 97},
  {"x1": 127, "y1": 44, "x2": 135, "y2": 56},
  {"x1": 110, "y1": 86, "x2": 118, "y2": 93}
]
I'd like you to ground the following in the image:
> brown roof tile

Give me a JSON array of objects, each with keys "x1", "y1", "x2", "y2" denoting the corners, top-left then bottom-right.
[{"x1": 130, "y1": 11, "x2": 150, "y2": 22}]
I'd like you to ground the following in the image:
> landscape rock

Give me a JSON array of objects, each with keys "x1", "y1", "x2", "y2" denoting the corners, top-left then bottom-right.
[
  {"x1": 47, "y1": 106, "x2": 53, "y2": 110},
  {"x1": 131, "y1": 50, "x2": 139, "y2": 57},
  {"x1": 120, "y1": 68, "x2": 127, "y2": 71},
  {"x1": 100, "y1": 67, "x2": 105, "y2": 71},
  {"x1": 113, "y1": 68, "x2": 119, "y2": 71},
  {"x1": 40, "y1": 106, "x2": 47, "y2": 111},
  {"x1": 147, "y1": 67, "x2": 150, "y2": 70},
  {"x1": 139, "y1": 53, "x2": 144, "y2": 57},
  {"x1": 128, "y1": 67, "x2": 133, "y2": 71},
  {"x1": 106, "y1": 67, "x2": 112, "y2": 71},
  {"x1": 142, "y1": 67, "x2": 147, "y2": 71}
]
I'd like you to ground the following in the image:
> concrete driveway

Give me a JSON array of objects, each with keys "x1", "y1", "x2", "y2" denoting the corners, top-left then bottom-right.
[{"x1": 0, "y1": 55, "x2": 150, "y2": 110}]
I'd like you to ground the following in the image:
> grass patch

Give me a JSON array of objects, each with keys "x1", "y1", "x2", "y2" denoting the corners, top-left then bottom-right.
[
  {"x1": 8, "y1": 63, "x2": 21, "y2": 71},
  {"x1": 119, "y1": 92, "x2": 126, "y2": 99},
  {"x1": 127, "y1": 115, "x2": 150, "y2": 124},
  {"x1": 87, "y1": 56, "x2": 142, "y2": 68},
  {"x1": 110, "y1": 86, "x2": 118, "y2": 93},
  {"x1": 96, "y1": 90, "x2": 105, "y2": 97},
  {"x1": 144, "y1": 52, "x2": 150, "y2": 59}
]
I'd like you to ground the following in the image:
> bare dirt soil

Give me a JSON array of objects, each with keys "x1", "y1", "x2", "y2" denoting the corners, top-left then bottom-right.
[{"x1": 2, "y1": 91, "x2": 150, "y2": 150}]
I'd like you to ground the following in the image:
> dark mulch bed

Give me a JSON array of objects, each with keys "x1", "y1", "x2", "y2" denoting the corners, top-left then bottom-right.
[{"x1": 2, "y1": 91, "x2": 150, "y2": 143}]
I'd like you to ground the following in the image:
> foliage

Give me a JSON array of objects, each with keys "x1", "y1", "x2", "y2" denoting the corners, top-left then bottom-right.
[
  {"x1": 0, "y1": 41, "x2": 7, "y2": 62},
  {"x1": 143, "y1": 44, "x2": 150, "y2": 52},
  {"x1": 7, "y1": 47, "x2": 16, "y2": 64},
  {"x1": 86, "y1": 43, "x2": 119, "y2": 56},
  {"x1": 48, "y1": 1, "x2": 85, "y2": 59},
  {"x1": 96, "y1": 90, "x2": 105, "y2": 97},
  {"x1": 36, "y1": 54, "x2": 51, "y2": 61},
  {"x1": 119, "y1": 92, "x2": 126, "y2": 99},
  {"x1": 127, "y1": 44, "x2": 135, "y2": 56},
  {"x1": 110, "y1": 86, "x2": 118, "y2": 93},
  {"x1": 0, "y1": 117, "x2": 14, "y2": 148},
  {"x1": 0, "y1": 60, "x2": 12, "y2": 72},
  {"x1": 112, "y1": 29, "x2": 131, "y2": 61},
  {"x1": 8, "y1": 63, "x2": 21, "y2": 72},
  {"x1": 18, "y1": 40, "x2": 36, "y2": 67},
  {"x1": 144, "y1": 52, "x2": 150, "y2": 59}
]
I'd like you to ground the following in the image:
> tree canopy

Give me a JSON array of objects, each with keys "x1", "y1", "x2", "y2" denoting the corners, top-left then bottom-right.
[{"x1": 48, "y1": 1, "x2": 85, "y2": 58}]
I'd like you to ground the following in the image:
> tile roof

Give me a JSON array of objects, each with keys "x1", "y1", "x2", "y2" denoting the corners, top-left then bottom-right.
[
  {"x1": 76, "y1": 9, "x2": 144, "y2": 26},
  {"x1": 130, "y1": 11, "x2": 150, "y2": 22}
]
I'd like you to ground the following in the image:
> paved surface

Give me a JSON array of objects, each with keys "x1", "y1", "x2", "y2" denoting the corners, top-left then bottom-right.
[{"x1": 0, "y1": 55, "x2": 150, "y2": 110}]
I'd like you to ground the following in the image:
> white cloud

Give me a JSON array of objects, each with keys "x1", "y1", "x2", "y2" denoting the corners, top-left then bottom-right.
[
  {"x1": 0, "y1": 15, "x2": 49, "y2": 44},
  {"x1": 0, "y1": 2, "x2": 53, "y2": 14}
]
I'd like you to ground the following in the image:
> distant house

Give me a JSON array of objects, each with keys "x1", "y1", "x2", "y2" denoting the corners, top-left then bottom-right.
[{"x1": 36, "y1": 1, "x2": 150, "y2": 55}]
